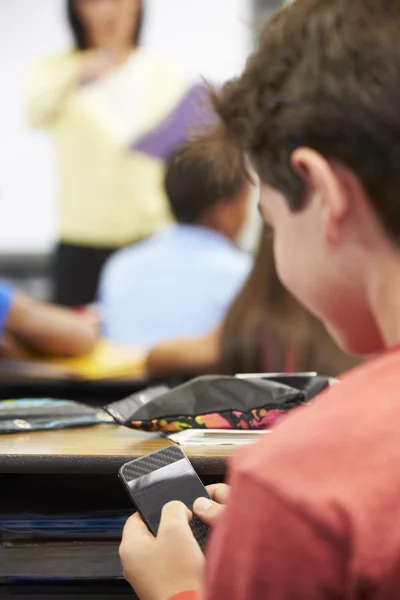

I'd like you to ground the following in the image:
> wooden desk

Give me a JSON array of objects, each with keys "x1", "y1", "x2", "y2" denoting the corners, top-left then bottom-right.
[
  {"x1": 0, "y1": 424, "x2": 233, "y2": 476},
  {"x1": 0, "y1": 425, "x2": 232, "y2": 597}
]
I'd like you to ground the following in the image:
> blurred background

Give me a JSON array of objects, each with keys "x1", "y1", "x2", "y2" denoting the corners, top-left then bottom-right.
[{"x1": 0, "y1": 0, "x2": 283, "y2": 299}]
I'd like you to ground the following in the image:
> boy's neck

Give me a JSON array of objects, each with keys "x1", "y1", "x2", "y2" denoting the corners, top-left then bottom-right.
[
  {"x1": 198, "y1": 215, "x2": 236, "y2": 242},
  {"x1": 368, "y1": 247, "x2": 400, "y2": 348}
]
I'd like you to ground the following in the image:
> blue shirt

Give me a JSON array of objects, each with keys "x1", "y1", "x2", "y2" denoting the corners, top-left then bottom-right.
[
  {"x1": 0, "y1": 281, "x2": 14, "y2": 339},
  {"x1": 99, "y1": 225, "x2": 252, "y2": 349}
]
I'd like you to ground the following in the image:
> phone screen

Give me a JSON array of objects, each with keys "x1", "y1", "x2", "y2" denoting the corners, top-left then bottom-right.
[{"x1": 122, "y1": 454, "x2": 209, "y2": 535}]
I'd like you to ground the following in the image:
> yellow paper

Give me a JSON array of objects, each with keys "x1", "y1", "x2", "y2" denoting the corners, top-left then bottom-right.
[{"x1": 38, "y1": 340, "x2": 146, "y2": 380}]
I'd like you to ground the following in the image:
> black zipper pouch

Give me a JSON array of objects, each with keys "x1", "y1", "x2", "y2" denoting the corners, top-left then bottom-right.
[{"x1": 104, "y1": 375, "x2": 309, "y2": 433}]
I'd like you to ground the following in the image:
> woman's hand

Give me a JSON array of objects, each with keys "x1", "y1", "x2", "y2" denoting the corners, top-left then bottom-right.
[
  {"x1": 193, "y1": 483, "x2": 231, "y2": 527},
  {"x1": 120, "y1": 502, "x2": 204, "y2": 600},
  {"x1": 78, "y1": 50, "x2": 114, "y2": 84}
]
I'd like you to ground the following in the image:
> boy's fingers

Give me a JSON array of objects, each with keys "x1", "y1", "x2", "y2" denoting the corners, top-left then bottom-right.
[
  {"x1": 193, "y1": 497, "x2": 225, "y2": 526},
  {"x1": 206, "y1": 483, "x2": 231, "y2": 505},
  {"x1": 120, "y1": 513, "x2": 153, "y2": 559},
  {"x1": 158, "y1": 501, "x2": 192, "y2": 535}
]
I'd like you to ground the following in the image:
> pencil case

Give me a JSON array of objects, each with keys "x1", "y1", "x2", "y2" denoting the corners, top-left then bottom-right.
[
  {"x1": 0, "y1": 398, "x2": 112, "y2": 434},
  {"x1": 104, "y1": 375, "x2": 313, "y2": 433}
]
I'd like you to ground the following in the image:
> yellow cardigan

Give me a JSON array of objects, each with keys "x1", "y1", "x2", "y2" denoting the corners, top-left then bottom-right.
[{"x1": 27, "y1": 49, "x2": 205, "y2": 248}]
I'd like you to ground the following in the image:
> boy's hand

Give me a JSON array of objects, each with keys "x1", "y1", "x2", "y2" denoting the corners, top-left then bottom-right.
[
  {"x1": 193, "y1": 483, "x2": 231, "y2": 527},
  {"x1": 207, "y1": 483, "x2": 231, "y2": 504},
  {"x1": 120, "y1": 501, "x2": 204, "y2": 600}
]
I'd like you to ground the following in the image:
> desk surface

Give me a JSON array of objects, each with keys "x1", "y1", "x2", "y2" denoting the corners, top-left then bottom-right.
[{"x1": 0, "y1": 425, "x2": 234, "y2": 476}]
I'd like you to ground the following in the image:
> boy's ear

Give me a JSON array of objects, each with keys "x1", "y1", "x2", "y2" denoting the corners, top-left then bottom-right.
[{"x1": 291, "y1": 147, "x2": 350, "y2": 244}]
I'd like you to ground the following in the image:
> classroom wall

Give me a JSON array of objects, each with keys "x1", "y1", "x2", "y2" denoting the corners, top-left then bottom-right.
[{"x1": 0, "y1": 0, "x2": 253, "y2": 254}]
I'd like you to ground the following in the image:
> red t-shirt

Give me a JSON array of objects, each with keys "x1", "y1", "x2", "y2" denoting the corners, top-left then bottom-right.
[{"x1": 204, "y1": 347, "x2": 400, "y2": 599}]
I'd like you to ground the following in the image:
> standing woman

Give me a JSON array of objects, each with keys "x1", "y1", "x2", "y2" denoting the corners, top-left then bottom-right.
[{"x1": 27, "y1": 0, "x2": 210, "y2": 306}]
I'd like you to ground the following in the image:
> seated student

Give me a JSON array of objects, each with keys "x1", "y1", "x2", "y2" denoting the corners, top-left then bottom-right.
[
  {"x1": 0, "y1": 281, "x2": 97, "y2": 357},
  {"x1": 98, "y1": 136, "x2": 252, "y2": 349},
  {"x1": 119, "y1": 1, "x2": 400, "y2": 598},
  {"x1": 147, "y1": 228, "x2": 360, "y2": 379}
]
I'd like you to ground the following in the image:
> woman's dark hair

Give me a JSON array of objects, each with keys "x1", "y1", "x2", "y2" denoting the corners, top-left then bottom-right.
[
  {"x1": 219, "y1": 228, "x2": 361, "y2": 377},
  {"x1": 67, "y1": 0, "x2": 144, "y2": 50}
]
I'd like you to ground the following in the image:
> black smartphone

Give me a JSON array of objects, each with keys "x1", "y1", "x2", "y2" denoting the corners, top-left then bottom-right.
[{"x1": 119, "y1": 446, "x2": 211, "y2": 550}]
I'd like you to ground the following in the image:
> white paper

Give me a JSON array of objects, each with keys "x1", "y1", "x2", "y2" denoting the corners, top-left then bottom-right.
[
  {"x1": 235, "y1": 372, "x2": 317, "y2": 379},
  {"x1": 168, "y1": 429, "x2": 270, "y2": 446}
]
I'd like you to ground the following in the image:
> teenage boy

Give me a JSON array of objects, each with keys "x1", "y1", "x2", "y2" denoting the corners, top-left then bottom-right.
[
  {"x1": 99, "y1": 136, "x2": 251, "y2": 349},
  {"x1": 120, "y1": 1, "x2": 400, "y2": 598}
]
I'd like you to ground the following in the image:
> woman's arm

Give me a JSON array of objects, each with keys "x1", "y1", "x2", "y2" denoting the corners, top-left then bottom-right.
[
  {"x1": 6, "y1": 291, "x2": 98, "y2": 357},
  {"x1": 26, "y1": 53, "x2": 81, "y2": 127},
  {"x1": 26, "y1": 51, "x2": 113, "y2": 127},
  {"x1": 146, "y1": 327, "x2": 222, "y2": 378}
]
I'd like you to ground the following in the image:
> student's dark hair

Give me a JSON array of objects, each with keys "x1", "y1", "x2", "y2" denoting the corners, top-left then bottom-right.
[
  {"x1": 164, "y1": 129, "x2": 248, "y2": 225},
  {"x1": 219, "y1": 228, "x2": 360, "y2": 376},
  {"x1": 67, "y1": 0, "x2": 144, "y2": 50},
  {"x1": 212, "y1": 0, "x2": 400, "y2": 244}
]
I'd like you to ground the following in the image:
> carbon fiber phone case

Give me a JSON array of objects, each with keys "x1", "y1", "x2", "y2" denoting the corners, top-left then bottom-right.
[
  {"x1": 119, "y1": 446, "x2": 210, "y2": 550},
  {"x1": 120, "y1": 446, "x2": 184, "y2": 482}
]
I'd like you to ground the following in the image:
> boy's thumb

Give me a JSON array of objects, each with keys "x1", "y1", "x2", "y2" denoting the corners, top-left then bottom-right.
[{"x1": 193, "y1": 497, "x2": 225, "y2": 526}]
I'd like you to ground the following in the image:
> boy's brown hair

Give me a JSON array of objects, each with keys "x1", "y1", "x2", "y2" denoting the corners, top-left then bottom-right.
[
  {"x1": 213, "y1": 0, "x2": 400, "y2": 242},
  {"x1": 165, "y1": 129, "x2": 248, "y2": 224}
]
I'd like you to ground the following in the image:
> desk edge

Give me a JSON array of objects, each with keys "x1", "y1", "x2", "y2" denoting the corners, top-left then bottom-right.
[{"x1": 0, "y1": 453, "x2": 228, "y2": 476}]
